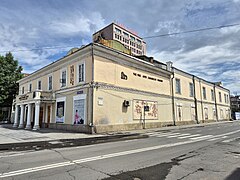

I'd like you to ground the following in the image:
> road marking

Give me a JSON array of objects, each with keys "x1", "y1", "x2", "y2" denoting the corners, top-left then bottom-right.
[
  {"x1": 222, "y1": 138, "x2": 237, "y2": 143},
  {"x1": 1, "y1": 129, "x2": 240, "y2": 178},
  {"x1": 0, "y1": 153, "x2": 25, "y2": 158},
  {"x1": 178, "y1": 134, "x2": 201, "y2": 139},
  {"x1": 148, "y1": 132, "x2": 179, "y2": 136},
  {"x1": 149, "y1": 132, "x2": 180, "y2": 137},
  {"x1": 190, "y1": 135, "x2": 213, "y2": 140},
  {"x1": 207, "y1": 136, "x2": 228, "y2": 141},
  {"x1": 167, "y1": 133, "x2": 190, "y2": 138}
]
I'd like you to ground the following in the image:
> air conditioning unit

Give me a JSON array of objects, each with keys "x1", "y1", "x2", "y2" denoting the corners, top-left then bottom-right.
[{"x1": 123, "y1": 100, "x2": 130, "y2": 107}]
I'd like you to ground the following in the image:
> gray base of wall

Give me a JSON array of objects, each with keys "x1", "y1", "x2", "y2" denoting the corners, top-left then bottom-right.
[
  {"x1": 46, "y1": 119, "x2": 230, "y2": 134},
  {"x1": 48, "y1": 123, "x2": 94, "y2": 134},
  {"x1": 94, "y1": 122, "x2": 175, "y2": 133}
]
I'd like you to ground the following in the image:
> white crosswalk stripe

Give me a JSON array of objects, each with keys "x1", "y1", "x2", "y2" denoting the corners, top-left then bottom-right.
[
  {"x1": 190, "y1": 135, "x2": 213, "y2": 140},
  {"x1": 147, "y1": 132, "x2": 180, "y2": 137},
  {"x1": 222, "y1": 138, "x2": 237, "y2": 143},
  {"x1": 167, "y1": 133, "x2": 190, "y2": 138},
  {"x1": 146, "y1": 131, "x2": 233, "y2": 142},
  {"x1": 178, "y1": 134, "x2": 201, "y2": 139},
  {"x1": 207, "y1": 136, "x2": 228, "y2": 141}
]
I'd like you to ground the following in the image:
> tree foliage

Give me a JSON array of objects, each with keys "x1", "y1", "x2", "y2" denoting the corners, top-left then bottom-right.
[{"x1": 0, "y1": 52, "x2": 23, "y2": 107}]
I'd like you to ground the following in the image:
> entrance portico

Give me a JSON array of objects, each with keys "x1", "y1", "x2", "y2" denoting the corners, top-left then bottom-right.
[{"x1": 13, "y1": 90, "x2": 55, "y2": 130}]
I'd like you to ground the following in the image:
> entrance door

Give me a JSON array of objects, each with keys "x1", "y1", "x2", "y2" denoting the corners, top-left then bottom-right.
[
  {"x1": 39, "y1": 107, "x2": 43, "y2": 128},
  {"x1": 46, "y1": 106, "x2": 51, "y2": 128}
]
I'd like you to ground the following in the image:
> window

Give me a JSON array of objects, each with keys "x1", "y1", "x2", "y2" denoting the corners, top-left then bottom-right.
[
  {"x1": 202, "y1": 87, "x2": 206, "y2": 100},
  {"x1": 137, "y1": 39, "x2": 141, "y2": 44},
  {"x1": 22, "y1": 87, "x2": 24, "y2": 94},
  {"x1": 115, "y1": 27, "x2": 121, "y2": 34},
  {"x1": 204, "y1": 107, "x2": 208, "y2": 120},
  {"x1": 219, "y1": 92, "x2": 222, "y2": 102},
  {"x1": 224, "y1": 94, "x2": 227, "y2": 103},
  {"x1": 78, "y1": 63, "x2": 85, "y2": 83},
  {"x1": 189, "y1": 83, "x2": 194, "y2": 97},
  {"x1": 211, "y1": 89, "x2": 214, "y2": 101},
  {"x1": 213, "y1": 108, "x2": 216, "y2": 119},
  {"x1": 177, "y1": 105, "x2": 182, "y2": 121},
  {"x1": 226, "y1": 94, "x2": 229, "y2": 103},
  {"x1": 38, "y1": 80, "x2": 41, "y2": 90},
  {"x1": 220, "y1": 109, "x2": 223, "y2": 119},
  {"x1": 175, "y1": 79, "x2": 181, "y2": 94},
  {"x1": 29, "y1": 83, "x2": 32, "y2": 92},
  {"x1": 48, "y1": 76, "x2": 53, "y2": 90},
  {"x1": 130, "y1": 35, "x2": 135, "y2": 41},
  {"x1": 123, "y1": 32, "x2": 129, "y2": 38},
  {"x1": 61, "y1": 69, "x2": 67, "y2": 87}
]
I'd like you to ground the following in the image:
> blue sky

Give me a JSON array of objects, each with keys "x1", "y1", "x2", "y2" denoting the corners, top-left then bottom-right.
[{"x1": 0, "y1": 0, "x2": 240, "y2": 94}]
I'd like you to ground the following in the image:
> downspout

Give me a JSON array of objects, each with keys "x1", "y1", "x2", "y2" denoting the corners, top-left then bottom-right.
[
  {"x1": 193, "y1": 76, "x2": 199, "y2": 124},
  {"x1": 199, "y1": 80, "x2": 204, "y2": 123},
  {"x1": 171, "y1": 70, "x2": 176, "y2": 126},
  {"x1": 90, "y1": 43, "x2": 95, "y2": 133},
  {"x1": 213, "y1": 84, "x2": 219, "y2": 121}
]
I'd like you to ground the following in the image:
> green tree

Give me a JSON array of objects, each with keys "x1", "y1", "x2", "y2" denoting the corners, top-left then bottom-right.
[{"x1": 0, "y1": 52, "x2": 23, "y2": 107}]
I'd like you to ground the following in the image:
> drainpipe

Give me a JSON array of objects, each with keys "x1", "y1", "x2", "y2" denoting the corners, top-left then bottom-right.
[
  {"x1": 90, "y1": 43, "x2": 95, "y2": 133},
  {"x1": 199, "y1": 80, "x2": 204, "y2": 123},
  {"x1": 171, "y1": 71, "x2": 176, "y2": 126},
  {"x1": 213, "y1": 84, "x2": 219, "y2": 121},
  {"x1": 192, "y1": 76, "x2": 199, "y2": 124}
]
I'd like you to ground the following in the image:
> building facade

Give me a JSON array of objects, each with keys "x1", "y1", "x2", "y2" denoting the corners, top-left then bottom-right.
[
  {"x1": 230, "y1": 95, "x2": 240, "y2": 119},
  {"x1": 12, "y1": 43, "x2": 231, "y2": 133},
  {"x1": 93, "y1": 23, "x2": 146, "y2": 56}
]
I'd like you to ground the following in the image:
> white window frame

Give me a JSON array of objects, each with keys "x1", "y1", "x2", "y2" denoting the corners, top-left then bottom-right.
[
  {"x1": 48, "y1": 74, "x2": 53, "y2": 91},
  {"x1": 22, "y1": 86, "x2": 24, "y2": 94},
  {"x1": 202, "y1": 87, "x2": 207, "y2": 100},
  {"x1": 189, "y1": 82, "x2": 194, "y2": 97},
  {"x1": 77, "y1": 61, "x2": 85, "y2": 84},
  {"x1": 213, "y1": 107, "x2": 216, "y2": 120},
  {"x1": 211, "y1": 89, "x2": 214, "y2": 101},
  {"x1": 176, "y1": 103, "x2": 182, "y2": 121},
  {"x1": 175, "y1": 78, "x2": 181, "y2": 94},
  {"x1": 60, "y1": 68, "x2": 67, "y2": 88},
  {"x1": 37, "y1": 80, "x2": 42, "y2": 90},
  {"x1": 204, "y1": 107, "x2": 208, "y2": 120},
  {"x1": 28, "y1": 83, "x2": 32, "y2": 92}
]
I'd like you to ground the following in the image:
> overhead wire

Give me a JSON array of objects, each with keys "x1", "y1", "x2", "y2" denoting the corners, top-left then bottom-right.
[
  {"x1": 0, "y1": 23, "x2": 240, "y2": 53},
  {"x1": 143, "y1": 23, "x2": 240, "y2": 39}
]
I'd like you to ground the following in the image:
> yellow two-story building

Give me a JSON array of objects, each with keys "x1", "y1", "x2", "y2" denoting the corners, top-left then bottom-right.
[{"x1": 12, "y1": 43, "x2": 230, "y2": 133}]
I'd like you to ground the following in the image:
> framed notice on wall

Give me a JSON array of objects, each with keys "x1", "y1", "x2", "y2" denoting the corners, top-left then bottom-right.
[{"x1": 73, "y1": 94, "x2": 86, "y2": 125}]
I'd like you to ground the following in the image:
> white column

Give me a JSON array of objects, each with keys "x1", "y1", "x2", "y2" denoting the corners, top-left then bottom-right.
[
  {"x1": 18, "y1": 104, "x2": 25, "y2": 128},
  {"x1": 13, "y1": 105, "x2": 19, "y2": 128},
  {"x1": 25, "y1": 103, "x2": 32, "y2": 129},
  {"x1": 33, "y1": 101, "x2": 40, "y2": 130}
]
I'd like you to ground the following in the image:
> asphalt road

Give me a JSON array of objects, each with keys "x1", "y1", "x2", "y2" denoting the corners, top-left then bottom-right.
[{"x1": 0, "y1": 121, "x2": 240, "y2": 180}]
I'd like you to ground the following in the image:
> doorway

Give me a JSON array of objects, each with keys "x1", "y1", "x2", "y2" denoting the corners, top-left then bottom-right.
[{"x1": 46, "y1": 106, "x2": 51, "y2": 128}]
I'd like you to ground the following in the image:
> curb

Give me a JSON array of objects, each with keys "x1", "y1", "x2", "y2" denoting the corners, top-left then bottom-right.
[{"x1": 0, "y1": 133, "x2": 148, "y2": 152}]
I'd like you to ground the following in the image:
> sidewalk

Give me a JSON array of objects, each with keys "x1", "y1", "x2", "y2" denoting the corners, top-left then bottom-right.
[{"x1": 0, "y1": 121, "x2": 234, "y2": 151}]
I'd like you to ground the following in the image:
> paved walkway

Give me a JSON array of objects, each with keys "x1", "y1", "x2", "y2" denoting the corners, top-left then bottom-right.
[{"x1": 0, "y1": 124, "x2": 103, "y2": 145}]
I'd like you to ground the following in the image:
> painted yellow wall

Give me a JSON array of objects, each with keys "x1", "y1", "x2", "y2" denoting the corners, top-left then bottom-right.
[
  {"x1": 93, "y1": 88, "x2": 173, "y2": 126},
  {"x1": 94, "y1": 56, "x2": 171, "y2": 96}
]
